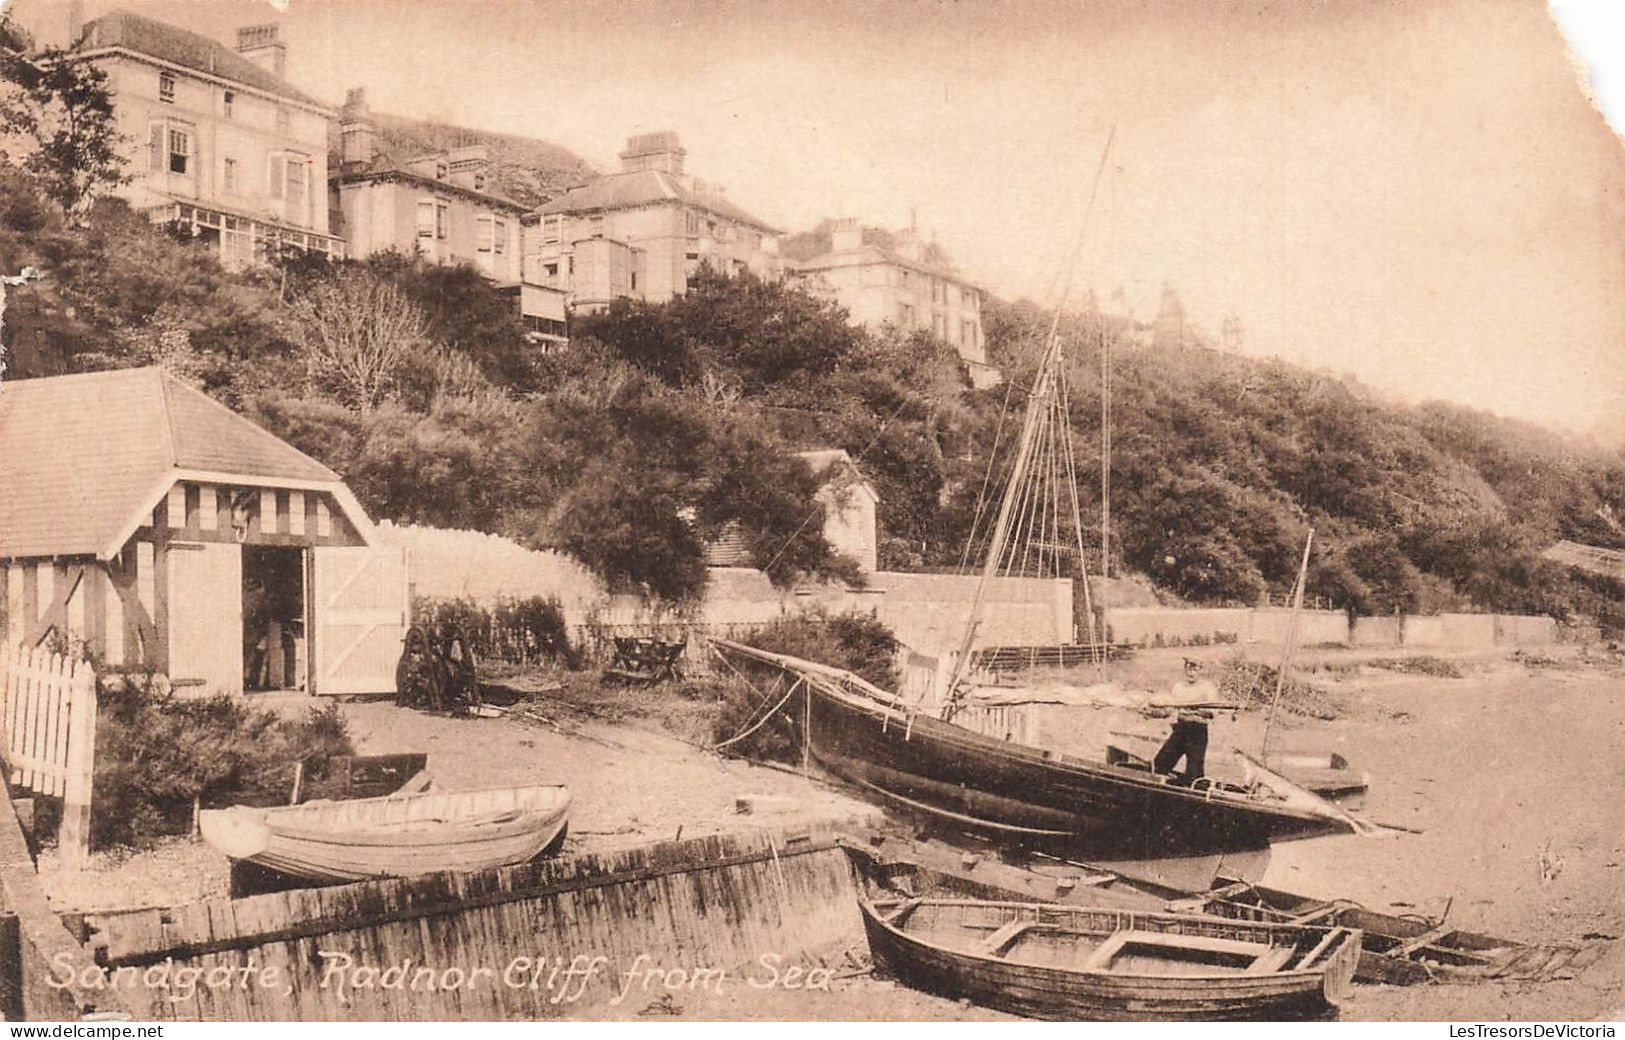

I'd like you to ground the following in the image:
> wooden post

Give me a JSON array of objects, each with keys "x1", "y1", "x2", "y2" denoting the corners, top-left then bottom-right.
[{"x1": 57, "y1": 656, "x2": 96, "y2": 870}]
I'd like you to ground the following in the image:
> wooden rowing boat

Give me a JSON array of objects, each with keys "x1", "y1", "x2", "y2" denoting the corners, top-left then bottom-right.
[
  {"x1": 1106, "y1": 744, "x2": 1370, "y2": 810},
  {"x1": 860, "y1": 895, "x2": 1361, "y2": 1021},
  {"x1": 199, "y1": 783, "x2": 571, "y2": 884}
]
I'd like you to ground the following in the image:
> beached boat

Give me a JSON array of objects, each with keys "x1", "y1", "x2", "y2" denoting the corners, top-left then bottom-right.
[
  {"x1": 859, "y1": 894, "x2": 1361, "y2": 1021},
  {"x1": 199, "y1": 783, "x2": 571, "y2": 884},
  {"x1": 1181, "y1": 880, "x2": 1605, "y2": 985},
  {"x1": 1106, "y1": 745, "x2": 1370, "y2": 810},
  {"x1": 714, "y1": 639, "x2": 1356, "y2": 859}
]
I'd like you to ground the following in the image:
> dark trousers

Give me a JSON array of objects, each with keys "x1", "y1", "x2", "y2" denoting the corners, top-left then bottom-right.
[{"x1": 1153, "y1": 718, "x2": 1209, "y2": 780}]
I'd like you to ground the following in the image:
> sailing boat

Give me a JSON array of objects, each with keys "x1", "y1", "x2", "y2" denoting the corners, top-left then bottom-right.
[
  {"x1": 711, "y1": 135, "x2": 1368, "y2": 866},
  {"x1": 709, "y1": 327, "x2": 1362, "y2": 860}
]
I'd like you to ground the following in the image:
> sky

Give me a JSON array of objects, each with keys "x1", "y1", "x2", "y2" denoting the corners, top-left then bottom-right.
[{"x1": 5, "y1": 0, "x2": 1624, "y2": 443}]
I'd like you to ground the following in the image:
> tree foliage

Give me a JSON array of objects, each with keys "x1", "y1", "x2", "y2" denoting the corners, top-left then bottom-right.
[{"x1": 0, "y1": 44, "x2": 128, "y2": 219}]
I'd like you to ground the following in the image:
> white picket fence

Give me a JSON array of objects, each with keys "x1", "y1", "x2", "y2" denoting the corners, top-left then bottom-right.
[{"x1": 0, "y1": 644, "x2": 96, "y2": 867}]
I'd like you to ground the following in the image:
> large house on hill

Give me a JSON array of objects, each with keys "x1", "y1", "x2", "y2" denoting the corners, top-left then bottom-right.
[
  {"x1": 70, "y1": 12, "x2": 344, "y2": 267},
  {"x1": 330, "y1": 89, "x2": 568, "y2": 346},
  {"x1": 523, "y1": 131, "x2": 783, "y2": 313},
  {"x1": 789, "y1": 220, "x2": 999, "y2": 388}
]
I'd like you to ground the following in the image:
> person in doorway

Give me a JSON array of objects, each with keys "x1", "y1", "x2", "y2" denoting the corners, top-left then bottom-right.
[
  {"x1": 1152, "y1": 658, "x2": 1220, "y2": 784},
  {"x1": 243, "y1": 574, "x2": 269, "y2": 689}
]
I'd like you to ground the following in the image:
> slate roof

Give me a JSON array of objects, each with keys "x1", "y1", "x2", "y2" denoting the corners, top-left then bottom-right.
[
  {"x1": 794, "y1": 244, "x2": 977, "y2": 289},
  {"x1": 0, "y1": 367, "x2": 341, "y2": 559},
  {"x1": 75, "y1": 10, "x2": 326, "y2": 110},
  {"x1": 537, "y1": 169, "x2": 780, "y2": 233},
  {"x1": 334, "y1": 153, "x2": 527, "y2": 213}
]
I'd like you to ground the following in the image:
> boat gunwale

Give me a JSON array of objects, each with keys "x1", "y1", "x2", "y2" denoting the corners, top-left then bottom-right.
[
  {"x1": 810, "y1": 678, "x2": 1341, "y2": 827},
  {"x1": 860, "y1": 895, "x2": 1361, "y2": 984}
]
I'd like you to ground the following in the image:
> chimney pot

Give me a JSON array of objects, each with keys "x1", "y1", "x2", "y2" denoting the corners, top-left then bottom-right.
[{"x1": 235, "y1": 23, "x2": 287, "y2": 79}]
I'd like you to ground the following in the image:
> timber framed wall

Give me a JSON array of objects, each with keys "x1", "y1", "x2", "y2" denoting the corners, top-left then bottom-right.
[{"x1": 0, "y1": 478, "x2": 364, "y2": 679}]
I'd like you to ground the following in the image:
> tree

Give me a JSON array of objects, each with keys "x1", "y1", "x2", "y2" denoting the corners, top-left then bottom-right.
[
  {"x1": 289, "y1": 266, "x2": 429, "y2": 414},
  {"x1": 0, "y1": 44, "x2": 128, "y2": 220}
]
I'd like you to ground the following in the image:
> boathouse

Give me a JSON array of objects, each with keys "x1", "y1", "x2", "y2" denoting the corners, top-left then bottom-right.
[{"x1": 0, "y1": 367, "x2": 407, "y2": 696}]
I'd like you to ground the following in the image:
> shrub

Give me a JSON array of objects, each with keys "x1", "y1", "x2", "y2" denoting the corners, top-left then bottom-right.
[
  {"x1": 92, "y1": 674, "x2": 353, "y2": 847},
  {"x1": 413, "y1": 595, "x2": 578, "y2": 667},
  {"x1": 709, "y1": 610, "x2": 900, "y2": 763}
]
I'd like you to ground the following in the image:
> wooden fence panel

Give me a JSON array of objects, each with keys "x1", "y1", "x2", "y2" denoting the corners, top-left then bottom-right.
[{"x1": 0, "y1": 644, "x2": 97, "y2": 867}]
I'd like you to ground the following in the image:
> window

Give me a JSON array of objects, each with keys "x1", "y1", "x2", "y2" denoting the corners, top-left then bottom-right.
[
  {"x1": 933, "y1": 313, "x2": 947, "y2": 339},
  {"x1": 493, "y1": 218, "x2": 507, "y2": 254},
  {"x1": 542, "y1": 215, "x2": 561, "y2": 245},
  {"x1": 961, "y1": 288, "x2": 976, "y2": 308},
  {"x1": 223, "y1": 90, "x2": 235, "y2": 118},
  {"x1": 961, "y1": 319, "x2": 976, "y2": 347},
  {"x1": 159, "y1": 71, "x2": 175, "y2": 103},
  {"x1": 167, "y1": 128, "x2": 190, "y2": 174},
  {"x1": 416, "y1": 200, "x2": 435, "y2": 240},
  {"x1": 222, "y1": 157, "x2": 237, "y2": 192},
  {"x1": 435, "y1": 162, "x2": 448, "y2": 181},
  {"x1": 436, "y1": 202, "x2": 448, "y2": 240},
  {"x1": 897, "y1": 302, "x2": 915, "y2": 326},
  {"x1": 222, "y1": 215, "x2": 251, "y2": 266},
  {"x1": 476, "y1": 215, "x2": 494, "y2": 253},
  {"x1": 474, "y1": 173, "x2": 486, "y2": 191},
  {"x1": 588, "y1": 216, "x2": 604, "y2": 239},
  {"x1": 284, "y1": 157, "x2": 307, "y2": 213},
  {"x1": 685, "y1": 209, "x2": 700, "y2": 236}
]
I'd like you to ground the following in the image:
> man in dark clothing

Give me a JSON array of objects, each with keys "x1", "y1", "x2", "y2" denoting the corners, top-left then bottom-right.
[{"x1": 1153, "y1": 659, "x2": 1216, "y2": 783}]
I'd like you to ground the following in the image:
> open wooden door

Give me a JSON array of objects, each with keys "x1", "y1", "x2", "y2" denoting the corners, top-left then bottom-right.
[
  {"x1": 311, "y1": 545, "x2": 408, "y2": 696},
  {"x1": 167, "y1": 542, "x2": 243, "y2": 695}
]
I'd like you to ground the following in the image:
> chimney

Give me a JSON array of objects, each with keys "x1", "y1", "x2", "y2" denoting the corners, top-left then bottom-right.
[
  {"x1": 893, "y1": 226, "x2": 923, "y2": 262},
  {"x1": 236, "y1": 24, "x2": 286, "y2": 79},
  {"x1": 619, "y1": 131, "x2": 685, "y2": 176},
  {"x1": 339, "y1": 88, "x2": 374, "y2": 167},
  {"x1": 830, "y1": 217, "x2": 863, "y2": 252}
]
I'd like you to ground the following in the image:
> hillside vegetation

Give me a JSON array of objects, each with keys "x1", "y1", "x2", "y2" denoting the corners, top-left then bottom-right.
[{"x1": 2, "y1": 48, "x2": 1622, "y2": 628}]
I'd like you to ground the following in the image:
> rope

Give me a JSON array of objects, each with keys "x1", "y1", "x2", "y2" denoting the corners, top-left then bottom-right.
[{"x1": 709, "y1": 677, "x2": 802, "y2": 751}]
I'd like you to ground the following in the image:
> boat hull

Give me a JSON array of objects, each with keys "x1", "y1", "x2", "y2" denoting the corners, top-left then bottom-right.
[
  {"x1": 805, "y1": 685, "x2": 1344, "y2": 859},
  {"x1": 860, "y1": 898, "x2": 1359, "y2": 1022},
  {"x1": 200, "y1": 784, "x2": 571, "y2": 884}
]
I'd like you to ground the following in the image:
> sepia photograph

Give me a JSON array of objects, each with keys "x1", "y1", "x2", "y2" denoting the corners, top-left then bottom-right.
[{"x1": 0, "y1": 0, "x2": 1621, "y2": 1027}]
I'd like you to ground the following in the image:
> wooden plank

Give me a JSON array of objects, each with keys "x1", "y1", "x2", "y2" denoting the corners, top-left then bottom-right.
[
  {"x1": 167, "y1": 485, "x2": 186, "y2": 530},
  {"x1": 0, "y1": 563, "x2": 9, "y2": 645},
  {"x1": 43, "y1": 650, "x2": 67, "y2": 798},
  {"x1": 86, "y1": 565, "x2": 107, "y2": 661},
  {"x1": 58, "y1": 658, "x2": 95, "y2": 870},
  {"x1": 1298, "y1": 926, "x2": 1346, "y2": 967},
  {"x1": 198, "y1": 485, "x2": 217, "y2": 532},
  {"x1": 26, "y1": 564, "x2": 83, "y2": 646},
  {"x1": 260, "y1": 490, "x2": 277, "y2": 538},
  {"x1": 19, "y1": 564, "x2": 39, "y2": 642},
  {"x1": 976, "y1": 919, "x2": 1032, "y2": 956},
  {"x1": 104, "y1": 837, "x2": 845, "y2": 966},
  {"x1": 287, "y1": 491, "x2": 305, "y2": 537},
  {"x1": 1391, "y1": 920, "x2": 1455, "y2": 959}
]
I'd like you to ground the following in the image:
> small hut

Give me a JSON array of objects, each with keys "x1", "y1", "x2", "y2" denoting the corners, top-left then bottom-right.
[{"x1": 0, "y1": 368, "x2": 406, "y2": 695}]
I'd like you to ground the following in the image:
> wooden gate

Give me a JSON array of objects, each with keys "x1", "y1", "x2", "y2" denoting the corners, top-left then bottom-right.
[
  {"x1": 311, "y1": 546, "x2": 408, "y2": 696},
  {"x1": 0, "y1": 644, "x2": 96, "y2": 867}
]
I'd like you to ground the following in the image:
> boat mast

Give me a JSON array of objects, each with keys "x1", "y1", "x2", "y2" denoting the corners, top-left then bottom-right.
[
  {"x1": 943, "y1": 129, "x2": 1116, "y2": 714},
  {"x1": 1261, "y1": 528, "x2": 1314, "y2": 758}
]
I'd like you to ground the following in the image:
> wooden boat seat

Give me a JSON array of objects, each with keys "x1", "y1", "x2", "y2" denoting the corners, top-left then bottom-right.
[
  {"x1": 1082, "y1": 930, "x2": 1273, "y2": 971},
  {"x1": 976, "y1": 920, "x2": 1033, "y2": 956},
  {"x1": 1244, "y1": 945, "x2": 1296, "y2": 974}
]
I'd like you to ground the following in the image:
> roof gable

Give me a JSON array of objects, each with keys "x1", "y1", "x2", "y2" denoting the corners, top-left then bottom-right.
[
  {"x1": 0, "y1": 367, "x2": 340, "y2": 559},
  {"x1": 539, "y1": 169, "x2": 780, "y2": 233},
  {"x1": 76, "y1": 10, "x2": 325, "y2": 110}
]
